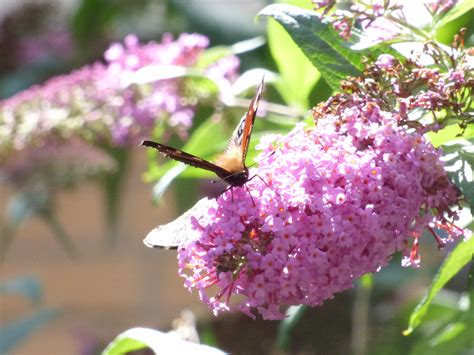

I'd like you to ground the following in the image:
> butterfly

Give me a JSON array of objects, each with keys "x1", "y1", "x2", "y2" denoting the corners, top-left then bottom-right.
[{"x1": 141, "y1": 76, "x2": 264, "y2": 188}]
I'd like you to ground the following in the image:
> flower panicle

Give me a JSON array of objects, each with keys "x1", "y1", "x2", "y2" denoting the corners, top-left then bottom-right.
[
  {"x1": 312, "y1": 0, "x2": 458, "y2": 42},
  {"x1": 177, "y1": 90, "x2": 465, "y2": 318},
  {"x1": 315, "y1": 48, "x2": 473, "y2": 133},
  {"x1": 0, "y1": 33, "x2": 239, "y2": 186}
]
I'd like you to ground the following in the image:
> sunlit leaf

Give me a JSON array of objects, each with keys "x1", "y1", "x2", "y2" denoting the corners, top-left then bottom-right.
[
  {"x1": 267, "y1": 19, "x2": 320, "y2": 109},
  {"x1": 267, "y1": 1, "x2": 320, "y2": 109},
  {"x1": 152, "y1": 164, "x2": 187, "y2": 202},
  {"x1": 405, "y1": 237, "x2": 474, "y2": 335},
  {"x1": 430, "y1": 322, "x2": 466, "y2": 346},
  {"x1": 102, "y1": 327, "x2": 225, "y2": 355},
  {"x1": 441, "y1": 139, "x2": 474, "y2": 213},
  {"x1": 426, "y1": 124, "x2": 474, "y2": 147},
  {"x1": 259, "y1": 4, "x2": 361, "y2": 91},
  {"x1": 436, "y1": 0, "x2": 474, "y2": 29}
]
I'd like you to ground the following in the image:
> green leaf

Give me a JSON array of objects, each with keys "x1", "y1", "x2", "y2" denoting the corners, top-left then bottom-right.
[
  {"x1": 195, "y1": 46, "x2": 234, "y2": 70},
  {"x1": 426, "y1": 124, "x2": 474, "y2": 147},
  {"x1": 195, "y1": 37, "x2": 266, "y2": 70},
  {"x1": 267, "y1": 18, "x2": 320, "y2": 109},
  {"x1": 72, "y1": 0, "x2": 118, "y2": 47},
  {"x1": 102, "y1": 330, "x2": 147, "y2": 355},
  {"x1": 405, "y1": 237, "x2": 474, "y2": 335},
  {"x1": 0, "y1": 276, "x2": 42, "y2": 305},
  {"x1": 436, "y1": 0, "x2": 474, "y2": 29},
  {"x1": 360, "y1": 273, "x2": 373, "y2": 289},
  {"x1": 0, "y1": 309, "x2": 59, "y2": 354},
  {"x1": 430, "y1": 322, "x2": 466, "y2": 346},
  {"x1": 266, "y1": 0, "x2": 320, "y2": 109},
  {"x1": 102, "y1": 327, "x2": 225, "y2": 355},
  {"x1": 410, "y1": 319, "x2": 474, "y2": 355},
  {"x1": 152, "y1": 164, "x2": 187, "y2": 202},
  {"x1": 259, "y1": 4, "x2": 362, "y2": 91},
  {"x1": 469, "y1": 257, "x2": 474, "y2": 314},
  {"x1": 441, "y1": 139, "x2": 474, "y2": 213}
]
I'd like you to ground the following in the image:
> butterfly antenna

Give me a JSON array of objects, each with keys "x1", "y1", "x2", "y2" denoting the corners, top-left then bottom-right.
[{"x1": 248, "y1": 150, "x2": 276, "y2": 169}]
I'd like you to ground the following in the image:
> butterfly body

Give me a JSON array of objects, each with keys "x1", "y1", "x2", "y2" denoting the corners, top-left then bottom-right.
[{"x1": 141, "y1": 77, "x2": 264, "y2": 188}]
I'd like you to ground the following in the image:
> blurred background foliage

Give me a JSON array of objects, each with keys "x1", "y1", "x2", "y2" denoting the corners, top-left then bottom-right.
[{"x1": 0, "y1": 0, "x2": 472, "y2": 354}]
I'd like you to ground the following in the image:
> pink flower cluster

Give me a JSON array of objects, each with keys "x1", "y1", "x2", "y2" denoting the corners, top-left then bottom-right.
[
  {"x1": 177, "y1": 99, "x2": 462, "y2": 320},
  {"x1": 1, "y1": 33, "x2": 238, "y2": 151},
  {"x1": 0, "y1": 33, "x2": 239, "y2": 182},
  {"x1": 313, "y1": 0, "x2": 457, "y2": 41}
]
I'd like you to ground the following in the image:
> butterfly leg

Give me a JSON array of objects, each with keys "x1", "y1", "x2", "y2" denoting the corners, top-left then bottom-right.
[
  {"x1": 248, "y1": 174, "x2": 280, "y2": 197},
  {"x1": 244, "y1": 184, "x2": 256, "y2": 207},
  {"x1": 220, "y1": 185, "x2": 235, "y2": 202}
]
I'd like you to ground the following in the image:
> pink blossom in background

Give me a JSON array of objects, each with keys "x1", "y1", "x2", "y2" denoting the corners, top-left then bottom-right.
[
  {"x1": 177, "y1": 98, "x2": 463, "y2": 320},
  {"x1": 17, "y1": 27, "x2": 74, "y2": 64},
  {"x1": 0, "y1": 33, "x2": 239, "y2": 179},
  {"x1": 0, "y1": 138, "x2": 116, "y2": 188},
  {"x1": 313, "y1": 0, "x2": 459, "y2": 42}
]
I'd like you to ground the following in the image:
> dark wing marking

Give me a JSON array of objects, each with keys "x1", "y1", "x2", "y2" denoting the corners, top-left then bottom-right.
[
  {"x1": 228, "y1": 76, "x2": 264, "y2": 161},
  {"x1": 141, "y1": 140, "x2": 231, "y2": 179}
]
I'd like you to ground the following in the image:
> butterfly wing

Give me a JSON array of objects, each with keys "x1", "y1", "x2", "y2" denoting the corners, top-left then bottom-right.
[
  {"x1": 141, "y1": 140, "x2": 231, "y2": 180},
  {"x1": 227, "y1": 76, "x2": 264, "y2": 162}
]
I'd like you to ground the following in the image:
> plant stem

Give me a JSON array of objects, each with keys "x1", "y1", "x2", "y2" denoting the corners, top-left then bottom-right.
[{"x1": 351, "y1": 274, "x2": 373, "y2": 355}]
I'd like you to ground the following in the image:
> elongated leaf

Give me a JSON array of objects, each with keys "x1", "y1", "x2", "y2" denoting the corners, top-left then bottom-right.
[
  {"x1": 441, "y1": 139, "x2": 474, "y2": 213},
  {"x1": 427, "y1": 124, "x2": 474, "y2": 147},
  {"x1": 102, "y1": 327, "x2": 225, "y2": 355},
  {"x1": 436, "y1": 0, "x2": 474, "y2": 29},
  {"x1": 152, "y1": 164, "x2": 187, "y2": 202},
  {"x1": 0, "y1": 309, "x2": 59, "y2": 354},
  {"x1": 259, "y1": 4, "x2": 361, "y2": 91},
  {"x1": 430, "y1": 322, "x2": 466, "y2": 346},
  {"x1": 0, "y1": 276, "x2": 41, "y2": 304},
  {"x1": 267, "y1": 0, "x2": 320, "y2": 109},
  {"x1": 196, "y1": 37, "x2": 265, "y2": 70},
  {"x1": 268, "y1": 19, "x2": 320, "y2": 109},
  {"x1": 405, "y1": 237, "x2": 474, "y2": 334}
]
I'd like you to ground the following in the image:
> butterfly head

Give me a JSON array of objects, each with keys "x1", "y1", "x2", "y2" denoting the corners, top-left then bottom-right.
[{"x1": 223, "y1": 166, "x2": 249, "y2": 187}]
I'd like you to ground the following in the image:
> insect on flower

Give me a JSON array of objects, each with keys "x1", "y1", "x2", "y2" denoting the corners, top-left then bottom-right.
[{"x1": 141, "y1": 76, "x2": 264, "y2": 189}]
